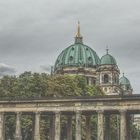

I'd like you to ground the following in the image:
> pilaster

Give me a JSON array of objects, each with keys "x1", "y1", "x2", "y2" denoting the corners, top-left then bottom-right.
[
  {"x1": 67, "y1": 115, "x2": 72, "y2": 140},
  {"x1": 76, "y1": 111, "x2": 81, "y2": 140},
  {"x1": 0, "y1": 112, "x2": 4, "y2": 140},
  {"x1": 49, "y1": 115, "x2": 55, "y2": 140},
  {"x1": 86, "y1": 115, "x2": 91, "y2": 140},
  {"x1": 120, "y1": 110, "x2": 127, "y2": 140},
  {"x1": 15, "y1": 112, "x2": 22, "y2": 140},
  {"x1": 34, "y1": 111, "x2": 40, "y2": 140},
  {"x1": 97, "y1": 110, "x2": 104, "y2": 140},
  {"x1": 104, "y1": 114, "x2": 110, "y2": 140},
  {"x1": 54, "y1": 111, "x2": 61, "y2": 140}
]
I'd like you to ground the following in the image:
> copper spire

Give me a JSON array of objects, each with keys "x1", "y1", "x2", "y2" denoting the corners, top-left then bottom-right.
[
  {"x1": 106, "y1": 45, "x2": 109, "y2": 54},
  {"x1": 75, "y1": 21, "x2": 83, "y2": 44},
  {"x1": 75, "y1": 21, "x2": 81, "y2": 37}
]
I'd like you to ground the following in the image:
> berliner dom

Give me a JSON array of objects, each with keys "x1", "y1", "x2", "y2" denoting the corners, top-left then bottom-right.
[{"x1": 54, "y1": 22, "x2": 133, "y2": 95}]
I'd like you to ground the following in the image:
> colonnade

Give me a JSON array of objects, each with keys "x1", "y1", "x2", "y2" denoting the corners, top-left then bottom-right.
[{"x1": 0, "y1": 110, "x2": 131, "y2": 140}]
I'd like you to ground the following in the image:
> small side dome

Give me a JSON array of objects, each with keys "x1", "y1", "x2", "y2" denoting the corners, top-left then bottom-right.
[
  {"x1": 119, "y1": 73, "x2": 132, "y2": 94},
  {"x1": 101, "y1": 49, "x2": 117, "y2": 65},
  {"x1": 119, "y1": 75, "x2": 131, "y2": 86}
]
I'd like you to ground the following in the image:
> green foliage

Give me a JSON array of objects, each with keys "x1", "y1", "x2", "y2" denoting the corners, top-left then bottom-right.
[
  {"x1": 0, "y1": 72, "x2": 104, "y2": 98},
  {"x1": 86, "y1": 85, "x2": 104, "y2": 96},
  {"x1": 21, "y1": 115, "x2": 33, "y2": 140},
  {"x1": 90, "y1": 115, "x2": 98, "y2": 140},
  {"x1": 5, "y1": 115, "x2": 15, "y2": 140},
  {"x1": 40, "y1": 116, "x2": 49, "y2": 140},
  {"x1": 130, "y1": 122, "x2": 140, "y2": 139},
  {"x1": 46, "y1": 75, "x2": 83, "y2": 97}
]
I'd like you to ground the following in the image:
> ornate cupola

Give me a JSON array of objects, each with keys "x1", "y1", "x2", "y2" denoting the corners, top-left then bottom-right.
[{"x1": 97, "y1": 48, "x2": 121, "y2": 95}]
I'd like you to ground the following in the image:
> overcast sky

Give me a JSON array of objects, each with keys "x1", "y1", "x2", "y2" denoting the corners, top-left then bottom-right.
[{"x1": 0, "y1": 0, "x2": 140, "y2": 94}]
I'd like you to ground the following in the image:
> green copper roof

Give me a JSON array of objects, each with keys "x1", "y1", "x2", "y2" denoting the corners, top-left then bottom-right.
[
  {"x1": 54, "y1": 23, "x2": 100, "y2": 71},
  {"x1": 101, "y1": 54, "x2": 117, "y2": 65},
  {"x1": 119, "y1": 75, "x2": 131, "y2": 86},
  {"x1": 54, "y1": 43, "x2": 100, "y2": 70}
]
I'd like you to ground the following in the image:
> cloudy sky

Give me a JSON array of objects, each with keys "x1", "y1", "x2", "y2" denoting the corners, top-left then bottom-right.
[{"x1": 0, "y1": 0, "x2": 140, "y2": 94}]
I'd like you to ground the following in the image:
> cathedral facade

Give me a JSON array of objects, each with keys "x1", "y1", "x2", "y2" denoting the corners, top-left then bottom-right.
[{"x1": 54, "y1": 23, "x2": 133, "y2": 95}]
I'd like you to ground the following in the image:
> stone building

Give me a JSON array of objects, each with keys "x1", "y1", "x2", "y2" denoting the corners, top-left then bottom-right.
[{"x1": 54, "y1": 22, "x2": 133, "y2": 95}]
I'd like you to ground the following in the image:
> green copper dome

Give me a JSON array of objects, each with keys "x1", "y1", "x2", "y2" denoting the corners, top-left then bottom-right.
[
  {"x1": 54, "y1": 43, "x2": 100, "y2": 71},
  {"x1": 54, "y1": 22, "x2": 100, "y2": 71},
  {"x1": 119, "y1": 75, "x2": 131, "y2": 86},
  {"x1": 101, "y1": 52, "x2": 117, "y2": 65}
]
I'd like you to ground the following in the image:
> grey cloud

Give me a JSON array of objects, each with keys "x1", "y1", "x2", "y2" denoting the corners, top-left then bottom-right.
[
  {"x1": 0, "y1": 0, "x2": 139, "y2": 93},
  {"x1": 0, "y1": 63, "x2": 16, "y2": 76},
  {"x1": 40, "y1": 65, "x2": 52, "y2": 73}
]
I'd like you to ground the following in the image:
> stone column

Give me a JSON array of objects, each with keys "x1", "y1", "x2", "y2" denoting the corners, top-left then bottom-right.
[
  {"x1": 120, "y1": 110, "x2": 127, "y2": 140},
  {"x1": 126, "y1": 114, "x2": 131, "y2": 140},
  {"x1": 86, "y1": 115, "x2": 91, "y2": 140},
  {"x1": 116, "y1": 115, "x2": 120, "y2": 140},
  {"x1": 67, "y1": 115, "x2": 73, "y2": 140},
  {"x1": 54, "y1": 111, "x2": 61, "y2": 140},
  {"x1": 0, "y1": 112, "x2": 4, "y2": 140},
  {"x1": 34, "y1": 112, "x2": 40, "y2": 140},
  {"x1": 97, "y1": 110, "x2": 104, "y2": 140},
  {"x1": 15, "y1": 112, "x2": 22, "y2": 140},
  {"x1": 104, "y1": 114, "x2": 110, "y2": 140},
  {"x1": 76, "y1": 111, "x2": 81, "y2": 140},
  {"x1": 49, "y1": 115, "x2": 55, "y2": 140}
]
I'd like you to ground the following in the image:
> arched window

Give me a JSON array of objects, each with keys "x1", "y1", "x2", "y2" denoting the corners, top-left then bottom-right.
[
  {"x1": 114, "y1": 74, "x2": 119, "y2": 84},
  {"x1": 104, "y1": 74, "x2": 109, "y2": 83}
]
